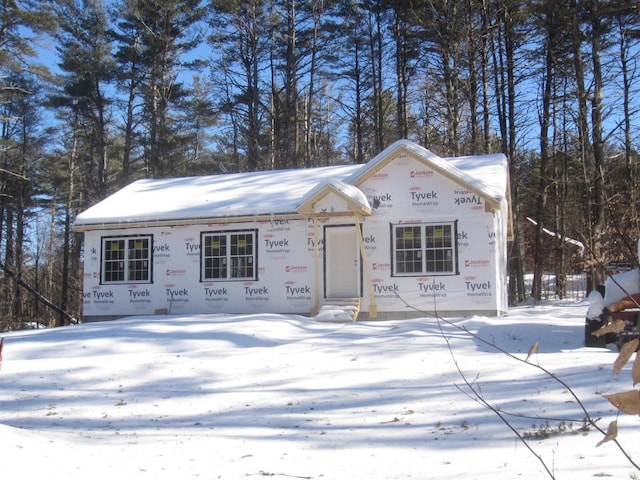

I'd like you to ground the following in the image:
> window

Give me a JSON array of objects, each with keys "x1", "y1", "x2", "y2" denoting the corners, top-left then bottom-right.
[
  {"x1": 102, "y1": 235, "x2": 152, "y2": 284},
  {"x1": 392, "y1": 222, "x2": 457, "y2": 276},
  {"x1": 201, "y1": 230, "x2": 257, "y2": 281}
]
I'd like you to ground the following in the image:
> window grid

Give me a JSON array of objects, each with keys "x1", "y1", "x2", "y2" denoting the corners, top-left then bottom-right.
[
  {"x1": 127, "y1": 238, "x2": 150, "y2": 281},
  {"x1": 204, "y1": 235, "x2": 228, "y2": 279},
  {"x1": 425, "y1": 225, "x2": 454, "y2": 273},
  {"x1": 395, "y1": 226, "x2": 422, "y2": 274},
  {"x1": 230, "y1": 233, "x2": 254, "y2": 278},
  {"x1": 202, "y1": 231, "x2": 256, "y2": 281},
  {"x1": 104, "y1": 239, "x2": 125, "y2": 282},
  {"x1": 102, "y1": 236, "x2": 152, "y2": 284},
  {"x1": 393, "y1": 223, "x2": 456, "y2": 276}
]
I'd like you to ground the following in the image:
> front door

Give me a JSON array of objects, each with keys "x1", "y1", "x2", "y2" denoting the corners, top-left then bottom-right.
[{"x1": 324, "y1": 225, "x2": 360, "y2": 298}]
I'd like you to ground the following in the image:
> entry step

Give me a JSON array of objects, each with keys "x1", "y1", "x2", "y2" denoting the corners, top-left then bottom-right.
[{"x1": 315, "y1": 298, "x2": 361, "y2": 322}]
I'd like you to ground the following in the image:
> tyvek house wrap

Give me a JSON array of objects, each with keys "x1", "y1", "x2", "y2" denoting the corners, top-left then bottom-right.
[{"x1": 74, "y1": 140, "x2": 510, "y2": 320}]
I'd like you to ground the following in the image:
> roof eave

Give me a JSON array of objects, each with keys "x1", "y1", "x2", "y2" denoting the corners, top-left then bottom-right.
[{"x1": 72, "y1": 211, "x2": 306, "y2": 232}]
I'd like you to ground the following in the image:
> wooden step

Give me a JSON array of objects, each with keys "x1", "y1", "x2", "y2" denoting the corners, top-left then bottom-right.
[{"x1": 315, "y1": 298, "x2": 361, "y2": 322}]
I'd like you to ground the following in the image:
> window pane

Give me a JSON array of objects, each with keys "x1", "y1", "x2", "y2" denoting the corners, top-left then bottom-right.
[
  {"x1": 102, "y1": 236, "x2": 152, "y2": 284},
  {"x1": 426, "y1": 248, "x2": 453, "y2": 272},
  {"x1": 230, "y1": 233, "x2": 254, "y2": 278},
  {"x1": 425, "y1": 225, "x2": 454, "y2": 273},
  {"x1": 425, "y1": 224, "x2": 452, "y2": 248},
  {"x1": 204, "y1": 235, "x2": 227, "y2": 279},
  {"x1": 127, "y1": 238, "x2": 150, "y2": 281},
  {"x1": 395, "y1": 226, "x2": 423, "y2": 274},
  {"x1": 393, "y1": 223, "x2": 455, "y2": 276},
  {"x1": 202, "y1": 231, "x2": 255, "y2": 280},
  {"x1": 104, "y1": 239, "x2": 125, "y2": 282}
]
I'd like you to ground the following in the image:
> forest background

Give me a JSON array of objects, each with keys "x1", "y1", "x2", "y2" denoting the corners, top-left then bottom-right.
[{"x1": 1, "y1": 0, "x2": 639, "y2": 329}]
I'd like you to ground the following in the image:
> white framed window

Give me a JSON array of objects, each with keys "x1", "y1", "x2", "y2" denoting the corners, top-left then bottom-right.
[
  {"x1": 392, "y1": 222, "x2": 458, "y2": 276},
  {"x1": 101, "y1": 235, "x2": 152, "y2": 284},
  {"x1": 201, "y1": 230, "x2": 257, "y2": 281}
]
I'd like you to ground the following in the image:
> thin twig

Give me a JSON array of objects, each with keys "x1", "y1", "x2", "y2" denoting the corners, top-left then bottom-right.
[
  {"x1": 433, "y1": 308, "x2": 556, "y2": 479},
  {"x1": 395, "y1": 291, "x2": 640, "y2": 472}
]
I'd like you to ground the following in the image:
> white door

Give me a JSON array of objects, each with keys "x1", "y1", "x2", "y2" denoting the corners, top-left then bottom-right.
[{"x1": 325, "y1": 225, "x2": 360, "y2": 298}]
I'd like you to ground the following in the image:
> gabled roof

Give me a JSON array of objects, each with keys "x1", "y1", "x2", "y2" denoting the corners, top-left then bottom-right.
[
  {"x1": 73, "y1": 140, "x2": 509, "y2": 231},
  {"x1": 348, "y1": 140, "x2": 508, "y2": 208},
  {"x1": 297, "y1": 179, "x2": 372, "y2": 216}
]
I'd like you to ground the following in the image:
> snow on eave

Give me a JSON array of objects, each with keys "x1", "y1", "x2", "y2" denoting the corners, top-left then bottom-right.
[
  {"x1": 447, "y1": 153, "x2": 509, "y2": 199},
  {"x1": 327, "y1": 180, "x2": 370, "y2": 207},
  {"x1": 297, "y1": 179, "x2": 371, "y2": 214}
]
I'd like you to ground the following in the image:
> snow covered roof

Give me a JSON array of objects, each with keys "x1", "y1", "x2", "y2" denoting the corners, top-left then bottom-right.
[
  {"x1": 73, "y1": 140, "x2": 509, "y2": 230},
  {"x1": 348, "y1": 140, "x2": 508, "y2": 204},
  {"x1": 74, "y1": 164, "x2": 360, "y2": 229},
  {"x1": 297, "y1": 179, "x2": 372, "y2": 216},
  {"x1": 447, "y1": 153, "x2": 509, "y2": 201}
]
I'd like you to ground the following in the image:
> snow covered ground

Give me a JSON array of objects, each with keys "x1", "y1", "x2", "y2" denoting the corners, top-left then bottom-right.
[{"x1": 0, "y1": 300, "x2": 638, "y2": 479}]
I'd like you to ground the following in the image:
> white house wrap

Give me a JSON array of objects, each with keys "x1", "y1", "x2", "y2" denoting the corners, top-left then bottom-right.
[{"x1": 73, "y1": 140, "x2": 512, "y2": 321}]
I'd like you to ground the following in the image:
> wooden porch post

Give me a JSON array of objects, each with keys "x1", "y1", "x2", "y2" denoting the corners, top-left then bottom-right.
[{"x1": 355, "y1": 216, "x2": 377, "y2": 318}]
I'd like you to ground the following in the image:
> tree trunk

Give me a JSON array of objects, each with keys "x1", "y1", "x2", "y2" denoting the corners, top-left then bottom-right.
[
  {"x1": 57, "y1": 125, "x2": 78, "y2": 327},
  {"x1": 588, "y1": 0, "x2": 607, "y2": 289},
  {"x1": 533, "y1": 10, "x2": 554, "y2": 302}
]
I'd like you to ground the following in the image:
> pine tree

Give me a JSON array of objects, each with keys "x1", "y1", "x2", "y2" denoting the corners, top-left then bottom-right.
[{"x1": 118, "y1": 0, "x2": 205, "y2": 178}]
